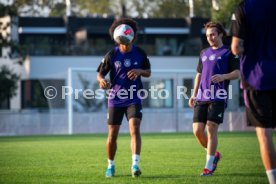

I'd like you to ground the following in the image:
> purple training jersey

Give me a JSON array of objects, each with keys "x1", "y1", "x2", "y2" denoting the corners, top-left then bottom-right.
[
  {"x1": 97, "y1": 45, "x2": 151, "y2": 107},
  {"x1": 230, "y1": 0, "x2": 276, "y2": 90},
  {"x1": 196, "y1": 46, "x2": 239, "y2": 102}
]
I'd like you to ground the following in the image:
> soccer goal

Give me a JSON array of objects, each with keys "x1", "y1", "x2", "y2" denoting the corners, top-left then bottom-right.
[
  {"x1": 67, "y1": 67, "x2": 108, "y2": 134},
  {"x1": 67, "y1": 67, "x2": 197, "y2": 134}
]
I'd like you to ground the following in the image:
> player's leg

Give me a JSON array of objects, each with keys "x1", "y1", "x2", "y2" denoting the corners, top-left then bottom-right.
[
  {"x1": 105, "y1": 107, "x2": 125, "y2": 177},
  {"x1": 245, "y1": 90, "x2": 276, "y2": 183},
  {"x1": 256, "y1": 127, "x2": 276, "y2": 169},
  {"x1": 201, "y1": 101, "x2": 224, "y2": 176},
  {"x1": 193, "y1": 122, "x2": 207, "y2": 148},
  {"x1": 127, "y1": 104, "x2": 142, "y2": 177},
  {"x1": 257, "y1": 127, "x2": 276, "y2": 184},
  {"x1": 129, "y1": 118, "x2": 141, "y2": 158},
  {"x1": 202, "y1": 120, "x2": 219, "y2": 176},
  {"x1": 193, "y1": 102, "x2": 208, "y2": 149}
]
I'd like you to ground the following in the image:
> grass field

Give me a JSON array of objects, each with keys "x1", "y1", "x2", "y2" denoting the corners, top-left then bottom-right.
[{"x1": 0, "y1": 132, "x2": 275, "y2": 184}]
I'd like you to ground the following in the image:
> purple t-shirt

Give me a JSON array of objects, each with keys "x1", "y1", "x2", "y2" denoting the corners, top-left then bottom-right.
[
  {"x1": 230, "y1": 0, "x2": 276, "y2": 90},
  {"x1": 97, "y1": 45, "x2": 151, "y2": 107},
  {"x1": 196, "y1": 46, "x2": 239, "y2": 102}
]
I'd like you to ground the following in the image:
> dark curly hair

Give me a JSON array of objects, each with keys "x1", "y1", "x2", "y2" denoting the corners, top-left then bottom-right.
[
  {"x1": 204, "y1": 21, "x2": 226, "y2": 38},
  {"x1": 109, "y1": 18, "x2": 138, "y2": 42}
]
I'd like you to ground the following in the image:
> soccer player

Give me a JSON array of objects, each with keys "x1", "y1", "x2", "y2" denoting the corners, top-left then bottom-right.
[
  {"x1": 189, "y1": 22, "x2": 240, "y2": 176},
  {"x1": 97, "y1": 18, "x2": 151, "y2": 178},
  {"x1": 230, "y1": 1, "x2": 276, "y2": 183}
]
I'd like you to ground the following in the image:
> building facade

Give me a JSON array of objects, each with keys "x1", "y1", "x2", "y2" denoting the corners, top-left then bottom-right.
[{"x1": 0, "y1": 16, "x2": 248, "y2": 135}]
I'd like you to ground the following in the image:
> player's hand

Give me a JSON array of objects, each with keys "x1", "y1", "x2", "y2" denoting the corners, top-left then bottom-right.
[
  {"x1": 188, "y1": 97, "x2": 196, "y2": 108},
  {"x1": 211, "y1": 74, "x2": 225, "y2": 83},
  {"x1": 127, "y1": 69, "x2": 141, "y2": 80},
  {"x1": 99, "y1": 79, "x2": 110, "y2": 89}
]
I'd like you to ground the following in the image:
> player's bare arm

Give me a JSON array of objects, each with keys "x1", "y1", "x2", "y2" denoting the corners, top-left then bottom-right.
[
  {"x1": 97, "y1": 73, "x2": 109, "y2": 89},
  {"x1": 231, "y1": 36, "x2": 244, "y2": 56},
  {"x1": 211, "y1": 70, "x2": 240, "y2": 83},
  {"x1": 127, "y1": 69, "x2": 151, "y2": 80},
  {"x1": 189, "y1": 72, "x2": 201, "y2": 108}
]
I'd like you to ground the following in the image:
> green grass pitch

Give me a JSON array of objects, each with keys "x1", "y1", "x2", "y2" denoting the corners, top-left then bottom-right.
[{"x1": 0, "y1": 132, "x2": 275, "y2": 184}]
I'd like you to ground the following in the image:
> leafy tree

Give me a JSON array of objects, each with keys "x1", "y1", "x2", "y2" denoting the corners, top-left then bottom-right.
[
  {"x1": 125, "y1": 0, "x2": 156, "y2": 18},
  {"x1": 0, "y1": 3, "x2": 18, "y2": 17},
  {"x1": 211, "y1": 0, "x2": 243, "y2": 27},
  {"x1": 0, "y1": 65, "x2": 19, "y2": 104},
  {"x1": 151, "y1": 0, "x2": 189, "y2": 18},
  {"x1": 75, "y1": 0, "x2": 111, "y2": 17},
  {"x1": 0, "y1": 3, "x2": 26, "y2": 63},
  {"x1": 194, "y1": 0, "x2": 212, "y2": 18},
  {"x1": 14, "y1": 0, "x2": 48, "y2": 16},
  {"x1": 0, "y1": 3, "x2": 22, "y2": 107},
  {"x1": 48, "y1": 2, "x2": 66, "y2": 17}
]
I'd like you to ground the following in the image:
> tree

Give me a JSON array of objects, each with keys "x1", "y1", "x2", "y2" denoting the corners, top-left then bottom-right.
[
  {"x1": 0, "y1": 3, "x2": 26, "y2": 64},
  {"x1": 14, "y1": 0, "x2": 49, "y2": 16},
  {"x1": 48, "y1": 3, "x2": 66, "y2": 17},
  {"x1": 0, "y1": 3, "x2": 22, "y2": 107},
  {"x1": 74, "y1": 0, "x2": 111, "y2": 17},
  {"x1": 194, "y1": 0, "x2": 212, "y2": 18},
  {"x1": 211, "y1": 0, "x2": 243, "y2": 27},
  {"x1": 151, "y1": 0, "x2": 189, "y2": 18},
  {"x1": 0, "y1": 65, "x2": 19, "y2": 105}
]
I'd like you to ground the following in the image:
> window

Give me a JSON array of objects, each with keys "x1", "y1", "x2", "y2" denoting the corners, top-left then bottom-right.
[
  {"x1": 183, "y1": 78, "x2": 193, "y2": 108},
  {"x1": 21, "y1": 79, "x2": 65, "y2": 109},
  {"x1": 156, "y1": 37, "x2": 177, "y2": 56},
  {"x1": 143, "y1": 79, "x2": 173, "y2": 108}
]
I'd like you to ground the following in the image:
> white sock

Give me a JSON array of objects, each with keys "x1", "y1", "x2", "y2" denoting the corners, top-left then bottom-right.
[
  {"x1": 266, "y1": 169, "x2": 276, "y2": 184},
  {"x1": 132, "y1": 154, "x2": 140, "y2": 166},
  {"x1": 108, "y1": 159, "x2": 114, "y2": 169},
  {"x1": 205, "y1": 154, "x2": 215, "y2": 171}
]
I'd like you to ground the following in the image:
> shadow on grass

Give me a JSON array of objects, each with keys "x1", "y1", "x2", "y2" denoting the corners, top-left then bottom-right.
[
  {"x1": 111, "y1": 172, "x2": 265, "y2": 179},
  {"x1": 219, "y1": 172, "x2": 265, "y2": 177}
]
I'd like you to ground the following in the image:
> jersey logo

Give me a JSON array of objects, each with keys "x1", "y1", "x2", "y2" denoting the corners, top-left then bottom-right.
[
  {"x1": 115, "y1": 61, "x2": 122, "y2": 68},
  {"x1": 218, "y1": 113, "x2": 223, "y2": 118},
  {"x1": 218, "y1": 56, "x2": 222, "y2": 59},
  {"x1": 209, "y1": 54, "x2": 216, "y2": 61},
  {"x1": 124, "y1": 59, "x2": 131, "y2": 67},
  {"x1": 134, "y1": 61, "x2": 138, "y2": 65},
  {"x1": 202, "y1": 56, "x2": 207, "y2": 62}
]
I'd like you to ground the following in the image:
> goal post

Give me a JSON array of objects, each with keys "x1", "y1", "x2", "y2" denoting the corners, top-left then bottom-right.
[{"x1": 67, "y1": 67, "x2": 99, "y2": 134}]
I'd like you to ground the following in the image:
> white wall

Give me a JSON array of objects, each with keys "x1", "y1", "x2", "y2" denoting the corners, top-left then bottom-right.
[{"x1": 28, "y1": 56, "x2": 199, "y2": 79}]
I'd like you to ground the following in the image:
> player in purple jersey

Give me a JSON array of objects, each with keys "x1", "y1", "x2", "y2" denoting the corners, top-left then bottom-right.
[
  {"x1": 189, "y1": 22, "x2": 240, "y2": 176},
  {"x1": 97, "y1": 18, "x2": 151, "y2": 178},
  {"x1": 230, "y1": 1, "x2": 276, "y2": 183}
]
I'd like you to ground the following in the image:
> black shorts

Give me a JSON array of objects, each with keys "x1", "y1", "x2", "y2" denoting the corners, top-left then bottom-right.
[
  {"x1": 193, "y1": 101, "x2": 225, "y2": 124},
  {"x1": 107, "y1": 104, "x2": 143, "y2": 125},
  {"x1": 244, "y1": 90, "x2": 276, "y2": 129}
]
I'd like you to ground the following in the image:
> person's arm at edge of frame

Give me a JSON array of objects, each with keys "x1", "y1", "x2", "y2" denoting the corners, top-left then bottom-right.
[
  {"x1": 138, "y1": 69, "x2": 151, "y2": 78},
  {"x1": 97, "y1": 73, "x2": 109, "y2": 89},
  {"x1": 231, "y1": 36, "x2": 244, "y2": 56},
  {"x1": 211, "y1": 69, "x2": 240, "y2": 83},
  {"x1": 189, "y1": 72, "x2": 201, "y2": 108}
]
